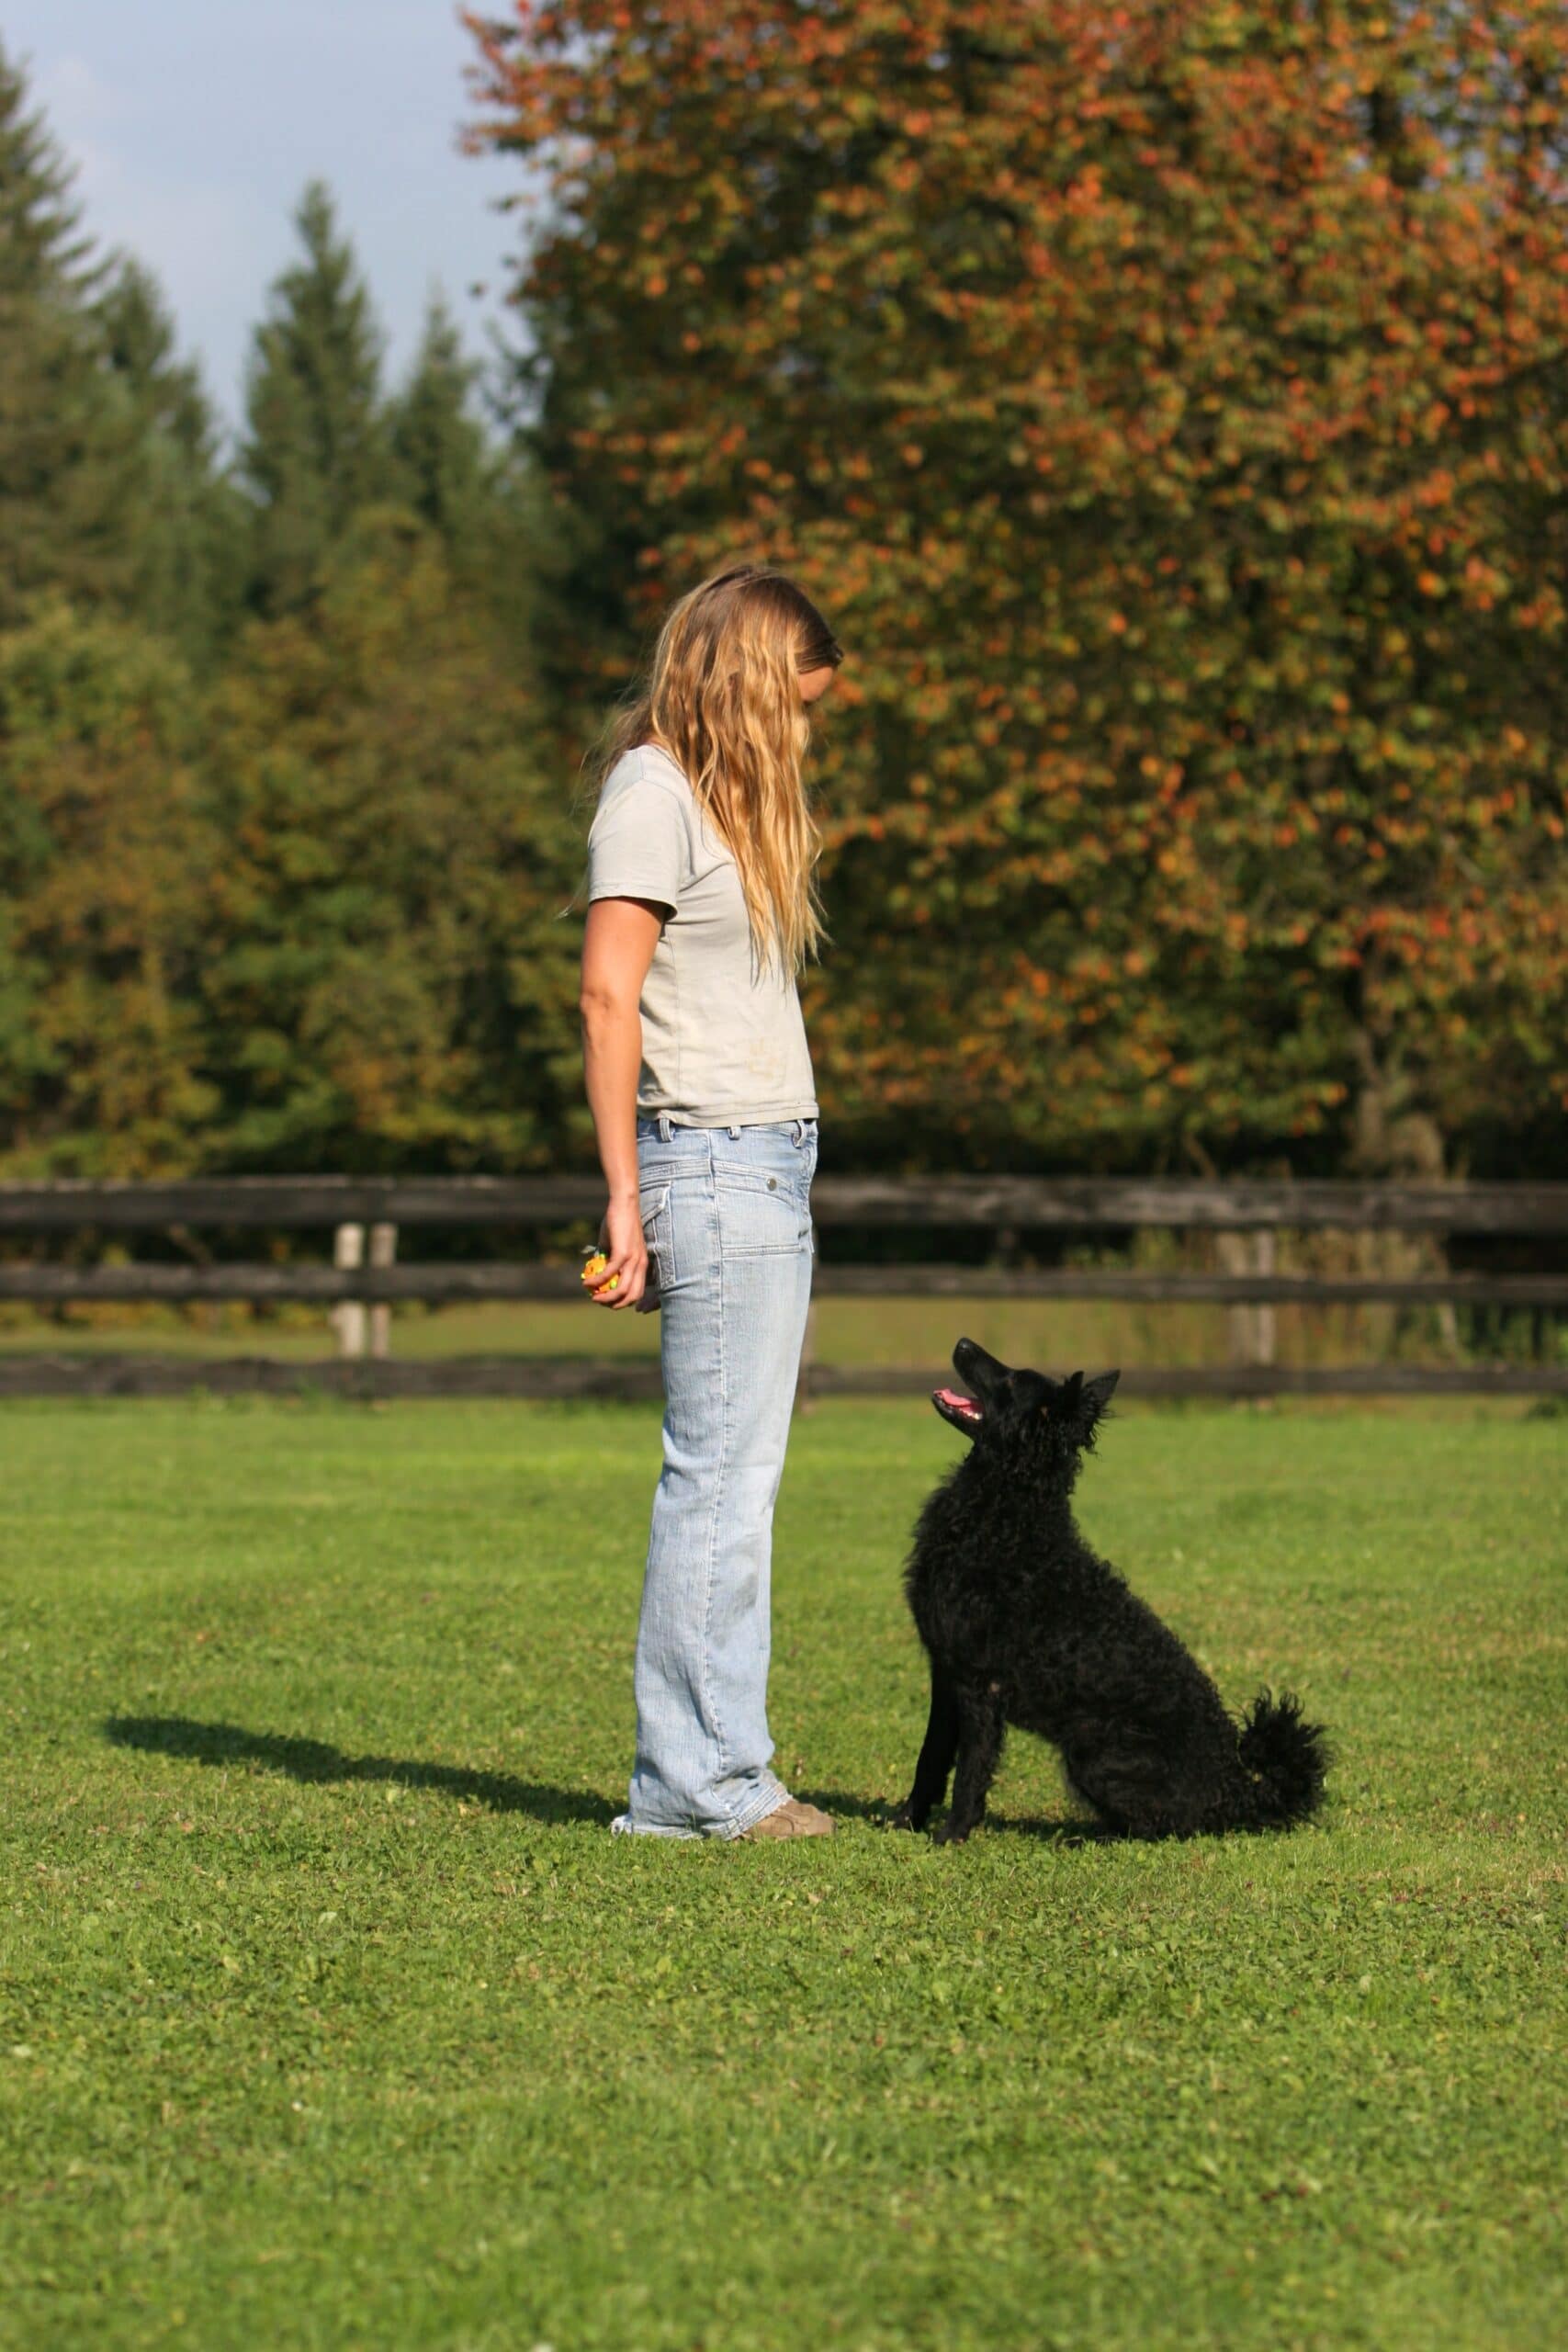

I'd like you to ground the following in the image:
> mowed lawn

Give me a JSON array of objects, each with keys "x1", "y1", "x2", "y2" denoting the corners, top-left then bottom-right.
[{"x1": 2, "y1": 1400, "x2": 1563, "y2": 2352}]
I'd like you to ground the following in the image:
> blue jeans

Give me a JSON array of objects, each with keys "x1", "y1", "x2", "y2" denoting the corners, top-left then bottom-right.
[{"x1": 612, "y1": 1114, "x2": 818, "y2": 1838}]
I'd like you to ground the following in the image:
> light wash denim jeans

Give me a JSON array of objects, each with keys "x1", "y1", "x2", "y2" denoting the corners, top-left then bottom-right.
[{"x1": 611, "y1": 1113, "x2": 818, "y2": 1838}]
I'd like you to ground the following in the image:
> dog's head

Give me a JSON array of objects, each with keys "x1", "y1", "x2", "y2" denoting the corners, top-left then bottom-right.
[{"x1": 933, "y1": 1338, "x2": 1119, "y2": 1464}]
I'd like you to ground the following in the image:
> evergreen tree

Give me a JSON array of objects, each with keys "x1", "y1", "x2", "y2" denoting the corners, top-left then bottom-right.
[
  {"x1": 389, "y1": 291, "x2": 547, "y2": 657},
  {"x1": 0, "y1": 600, "x2": 217, "y2": 1176},
  {"x1": 0, "y1": 40, "x2": 96, "y2": 294},
  {"x1": 96, "y1": 256, "x2": 247, "y2": 667},
  {"x1": 389, "y1": 294, "x2": 488, "y2": 550},
  {"x1": 96, "y1": 256, "x2": 210, "y2": 461},
  {"x1": 203, "y1": 514, "x2": 579, "y2": 1172},
  {"x1": 239, "y1": 180, "x2": 390, "y2": 614},
  {"x1": 0, "y1": 41, "x2": 134, "y2": 623}
]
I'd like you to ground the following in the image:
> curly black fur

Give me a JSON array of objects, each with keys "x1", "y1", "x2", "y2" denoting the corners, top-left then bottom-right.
[{"x1": 895, "y1": 1339, "x2": 1330, "y2": 1846}]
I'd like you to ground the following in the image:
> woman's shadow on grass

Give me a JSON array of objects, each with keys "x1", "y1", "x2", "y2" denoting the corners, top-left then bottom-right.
[
  {"x1": 102, "y1": 1726, "x2": 1100, "y2": 1843},
  {"x1": 103, "y1": 1715, "x2": 615, "y2": 1827}
]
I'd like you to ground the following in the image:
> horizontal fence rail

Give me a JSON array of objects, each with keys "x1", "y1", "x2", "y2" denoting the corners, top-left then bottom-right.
[
  {"x1": 1, "y1": 1174, "x2": 1563, "y2": 1400},
  {"x1": 4, "y1": 1175, "x2": 1568, "y2": 1233}
]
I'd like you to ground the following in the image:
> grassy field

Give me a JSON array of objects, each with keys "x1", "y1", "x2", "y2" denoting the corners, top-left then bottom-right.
[{"x1": 2, "y1": 1397, "x2": 1563, "y2": 2352}]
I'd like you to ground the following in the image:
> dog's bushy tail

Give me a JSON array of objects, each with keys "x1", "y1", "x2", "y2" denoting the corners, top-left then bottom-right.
[{"x1": 1235, "y1": 1690, "x2": 1330, "y2": 1829}]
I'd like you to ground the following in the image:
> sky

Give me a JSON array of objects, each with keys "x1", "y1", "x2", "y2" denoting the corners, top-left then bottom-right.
[{"x1": 6, "y1": 2, "x2": 532, "y2": 439}]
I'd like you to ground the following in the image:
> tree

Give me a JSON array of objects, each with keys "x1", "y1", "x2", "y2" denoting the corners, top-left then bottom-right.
[
  {"x1": 0, "y1": 602, "x2": 217, "y2": 1176},
  {"x1": 0, "y1": 41, "x2": 137, "y2": 624},
  {"x1": 239, "y1": 180, "x2": 392, "y2": 614},
  {"x1": 467, "y1": 0, "x2": 1568, "y2": 1177},
  {"x1": 389, "y1": 295, "x2": 491, "y2": 551},
  {"x1": 96, "y1": 255, "x2": 248, "y2": 667},
  {"x1": 201, "y1": 513, "x2": 581, "y2": 1172},
  {"x1": 388, "y1": 290, "x2": 547, "y2": 654}
]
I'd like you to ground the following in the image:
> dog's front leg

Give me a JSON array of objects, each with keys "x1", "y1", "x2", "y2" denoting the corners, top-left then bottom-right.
[
  {"x1": 933, "y1": 1687, "x2": 1006, "y2": 1845},
  {"x1": 892, "y1": 1664, "x2": 959, "y2": 1830}
]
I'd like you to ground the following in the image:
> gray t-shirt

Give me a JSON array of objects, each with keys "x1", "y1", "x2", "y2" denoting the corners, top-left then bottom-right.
[{"x1": 585, "y1": 742, "x2": 818, "y2": 1126}]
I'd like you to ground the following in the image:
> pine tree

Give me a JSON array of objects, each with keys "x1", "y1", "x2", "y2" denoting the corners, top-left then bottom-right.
[
  {"x1": 389, "y1": 292, "x2": 547, "y2": 654},
  {"x1": 389, "y1": 295, "x2": 488, "y2": 548},
  {"x1": 203, "y1": 515, "x2": 578, "y2": 1172},
  {"x1": 0, "y1": 41, "x2": 135, "y2": 623},
  {"x1": 96, "y1": 256, "x2": 210, "y2": 460},
  {"x1": 239, "y1": 180, "x2": 390, "y2": 614},
  {"x1": 0, "y1": 600, "x2": 217, "y2": 1176},
  {"x1": 0, "y1": 39, "x2": 97, "y2": 300},
  {"x1": 96, "y1": 256, "x2": 247, "y2": 667}
]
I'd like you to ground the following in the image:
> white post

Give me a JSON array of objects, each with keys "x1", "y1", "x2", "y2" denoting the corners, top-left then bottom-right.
[
  {"x1": 368, "y1": 1222, "x2": 397, "y2": 1359},
  {"x1": 1253, "y1": 1228, "x2": 1277, "y2": 1369},
  {"x1": 1217, "y1": 1228, "x2": 1278, "y2": 1374},
  {"x1": 1215, "y1": 1229, "x2": 1252, "y2": 1371},
  {"x1": 332, "y1": 1223, "x2": 367, "y2": 1359}
]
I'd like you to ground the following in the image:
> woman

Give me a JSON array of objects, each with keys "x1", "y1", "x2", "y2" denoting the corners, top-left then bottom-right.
[{"x1": 579, "y1": 563, "x2": 842, "y2": 1839}]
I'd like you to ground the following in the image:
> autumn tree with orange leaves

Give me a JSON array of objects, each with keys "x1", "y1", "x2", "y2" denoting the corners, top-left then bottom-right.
[{"x1": 468, "y1": 0, "x2": 1568, "y2": 1176}]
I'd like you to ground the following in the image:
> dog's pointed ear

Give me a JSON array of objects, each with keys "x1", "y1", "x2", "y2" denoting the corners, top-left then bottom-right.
[{"x1": 1044, "y1": 1368, "x2": 1117, "y2": 1444}]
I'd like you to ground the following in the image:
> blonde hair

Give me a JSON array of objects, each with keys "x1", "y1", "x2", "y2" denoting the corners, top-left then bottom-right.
[{"x1": 592, "y1": 564, "x2": 841, "y2": 972}]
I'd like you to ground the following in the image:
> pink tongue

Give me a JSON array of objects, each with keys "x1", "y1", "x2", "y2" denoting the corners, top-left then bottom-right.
[{"x1": 937, "y1": 1387, "x2": 978, "y2": 1412}]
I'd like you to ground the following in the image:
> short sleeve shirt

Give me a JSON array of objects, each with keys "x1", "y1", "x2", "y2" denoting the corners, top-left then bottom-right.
[{"x1": 585, "y1": 743, "x2": 818, "y2": 1126}]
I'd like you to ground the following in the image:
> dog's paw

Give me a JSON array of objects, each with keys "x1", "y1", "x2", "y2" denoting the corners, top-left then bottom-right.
[
  {"x1": 931, "y1": 1820, "x2": 971, "y2": 1847},
  {"x1": 887, "y1": 1805, "x2": 921, "y2": 1833}
]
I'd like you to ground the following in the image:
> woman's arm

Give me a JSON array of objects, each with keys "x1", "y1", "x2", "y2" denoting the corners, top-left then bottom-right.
[{"x1": 580, "y1": 896, "x2": 665, "y2": 1309}]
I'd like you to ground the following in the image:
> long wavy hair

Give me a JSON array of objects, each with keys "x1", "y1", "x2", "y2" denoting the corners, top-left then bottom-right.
[{"x1": 592, "y1": 564, "x2": 842, "y2": 971}]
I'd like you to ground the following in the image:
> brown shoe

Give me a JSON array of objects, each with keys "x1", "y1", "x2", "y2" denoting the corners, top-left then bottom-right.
[{"x1": 740, "y1": 1796, "x2": 835, "y2": 1840}]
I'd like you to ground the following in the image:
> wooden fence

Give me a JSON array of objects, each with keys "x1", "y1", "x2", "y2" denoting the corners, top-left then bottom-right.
[{"x1": 1, "y1": 1175, "x2": 1565, "y2": 1399}]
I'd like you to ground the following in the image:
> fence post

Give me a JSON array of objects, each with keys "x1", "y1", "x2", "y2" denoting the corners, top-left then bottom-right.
[
  {"x1": 1216, "y1": 1228, "x2": 1279, "y2": 1374},
  {"x1": 1215, "y1": 1230, "x2": 1251, "y2": 1372},
  {"x1": 1253, "y1": 1228, "x2": 1277, "y2": 1369},
  {"x1": 332, "y1": 1223, "x2": 367, "y2": 1359},
  {"x1": 368, "y1": 1222, "x2": 397, "y2": 1359}
]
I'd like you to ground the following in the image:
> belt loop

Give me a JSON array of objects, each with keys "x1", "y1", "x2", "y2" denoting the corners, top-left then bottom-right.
[
  {"x1": 657, "y1": 1111, "x2": 673, "y2": 1142},
  {"x1": 727, "y1": 1123, "x2": 741, "y2": 1140}
]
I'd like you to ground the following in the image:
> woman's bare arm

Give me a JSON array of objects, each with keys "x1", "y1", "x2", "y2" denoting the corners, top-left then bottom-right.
[{"x1": 581, "y1": 896, "x2": 665, "y2": 1308}]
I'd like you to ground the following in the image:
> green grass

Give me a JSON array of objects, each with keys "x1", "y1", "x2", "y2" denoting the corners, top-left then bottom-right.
[{"x1": 2, "y1": 1399, "x2": 1563, "y2": 2352}]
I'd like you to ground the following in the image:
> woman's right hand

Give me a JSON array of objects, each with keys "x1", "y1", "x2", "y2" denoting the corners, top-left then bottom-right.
[{"x1": 590, "y1": 1194, "x2": 649, "y2": 1310}]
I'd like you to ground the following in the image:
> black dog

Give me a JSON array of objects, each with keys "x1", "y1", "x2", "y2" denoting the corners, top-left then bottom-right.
[{"x1": 895, "y1": 1339, "x2": 1328, "y2": 1845}]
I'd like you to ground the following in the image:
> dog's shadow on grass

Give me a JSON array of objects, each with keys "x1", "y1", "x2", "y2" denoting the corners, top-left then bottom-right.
[
  {"x1": 103, "y1": 1715, "x2": 615, "y2": 1828},
  {"x1": 800, "y1": 1788, "x2": 1114, "y2": 1846}
]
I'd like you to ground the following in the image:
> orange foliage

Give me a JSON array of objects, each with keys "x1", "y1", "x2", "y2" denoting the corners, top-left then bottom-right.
[{"x1": 467, "y1": 2, "x2": 1568, "y2": 1170}]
